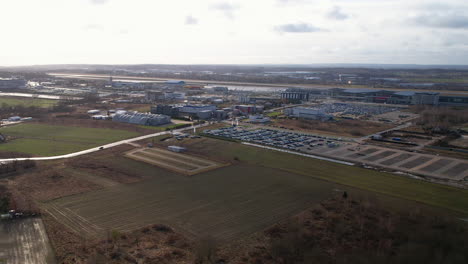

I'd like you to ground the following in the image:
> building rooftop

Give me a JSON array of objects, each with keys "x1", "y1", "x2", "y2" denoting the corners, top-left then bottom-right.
[
  {"x1": 343, "y1": 88, "x2": 383, "y2": 94},
  {"x1": 166, "y1": 80, "x2": 186, "y2": 84},
  {"x1": 394, "y1": 91, "x2": 416, "y2": 96}
]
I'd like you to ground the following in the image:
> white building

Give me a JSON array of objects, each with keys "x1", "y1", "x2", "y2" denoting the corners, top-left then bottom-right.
[
  {"x1": 164, "y1": 92, "x2": 185, "y2": 100},
  {"x1": 87, "y1": 109, "x2": 101, "y2": 115},
  {"x1": 113, "y1": 112, "x2": 171, "y2": 126},
  {"x1": 168, "y1": 146, "x2": 187, "y2": 153},
  {"x1": 248, "y1": 115, "x2": 270, "y2": 123},
  {"x1": 285, "y1": 107, "x2": 332, "y2": 121}
]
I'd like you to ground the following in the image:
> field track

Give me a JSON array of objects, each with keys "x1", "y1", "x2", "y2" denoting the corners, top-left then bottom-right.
[{"x1": 125, "y1": 147, "x2": 227, "y2": 175}]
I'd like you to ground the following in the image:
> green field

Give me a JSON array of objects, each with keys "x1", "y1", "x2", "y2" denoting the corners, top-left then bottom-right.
[
  {"x1": 0, "y1": 97, "x2": 58, "y2": 108},
  {"x1": 266, "y1": 111, "x2": 282, "y2": 117},
  {"x1": 179, "y1": 138, "x2": 468, "y2": 215},
  {"x1": 0, "y1": 123, "x2": 139, "y2": 156}
]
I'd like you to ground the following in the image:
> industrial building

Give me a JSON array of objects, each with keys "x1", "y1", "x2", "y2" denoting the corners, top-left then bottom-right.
[
  {"x1": 0, "y1": 78, "x2": 27, "y2": 89},
  {"x1": 439, "y1": 95, "x2": 468, "y2": 106},
  {"x1": 234, "y1": 105, "x2": 262, "y2": 115},
  {"x1": 412, "y1": 92, "x2": 440, "y2": 105},
  {"x1": 285, "y1": 107, "x2": 332, "y2": 121},
  {"x1": 281, "y1": 88, "x2": 310, "y2": 102},
  {"x1": 213, "y1": 86, "x2": 229, "y2": 92},
  {"x1": 165, "y1": 80, "x2": 186, "y2": 85},
  {"x1": 332, "y1": 89, "x2": 395, "y2": 103},
  {"x1": 145, "y1": 91, "x2": 164, "y2": 101},
  {"x1": 214, "y1": 110, "x2": 228, "y2": 120},
  {"x1": 152, "y1": 105, "x2": 180, "y2": 117},
  {"x1": 151, "y1": 104, "x2": 218, "y2": 120},
  {"x1": 164, "y1": 92, "x2": 185, "y2": 100},
  {"x1": 248, "y1": 115, "x2": 271, "y2": 123},
  {"x1": 330, "y1": 88, "x2": 440, "y2": 105},
  {"x1": 113, "y1": 112, "x2": 171, "y2": 126},
  {"x1": 179, "y1": 104, "x2": 216, "y2": 115},
  {"x1": 278, "y1": 87, "x2": 450, "y2": 106}
]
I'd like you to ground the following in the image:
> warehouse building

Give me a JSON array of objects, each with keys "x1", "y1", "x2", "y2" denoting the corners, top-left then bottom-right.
[
  {"x1": 152, "y1": 104, "x2": 217, "y2": 120},
  {"x1": 113, "y1": 112, "x2": 171, "y2": 126},
  {"x1": 439, "y1": 95, "x2": 468, "y2": 106},
  {"x1": 152, "y1": 105, "x2": 180, "y2": 117}
]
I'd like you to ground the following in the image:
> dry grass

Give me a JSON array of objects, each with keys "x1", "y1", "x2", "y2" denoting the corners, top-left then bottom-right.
[{"x1": 43, "y1": 213, "x2": 194, "y2": 264}]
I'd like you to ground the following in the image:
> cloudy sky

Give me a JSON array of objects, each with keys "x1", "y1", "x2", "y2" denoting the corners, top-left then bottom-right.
[{"x1": 1, "y1": 0, "x2": 468, "y2": 65}]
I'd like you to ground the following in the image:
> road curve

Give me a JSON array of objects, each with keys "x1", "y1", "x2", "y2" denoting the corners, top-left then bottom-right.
[{"x1": 0, "y1": 125, "x2": 205, "y2": 162}]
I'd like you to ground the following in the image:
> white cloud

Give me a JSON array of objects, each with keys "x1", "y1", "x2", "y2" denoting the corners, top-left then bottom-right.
[
  {"x1": 185, "y1": 15, "x2": 199, "y2": 25},
  {"x1": 326, "y1": 6, "x2": 349, "y2": 20},
  {"x1": 275, "y1": 23, "x2": 324, "y2": 33},
  {"x1": 0, "y1": 0, "x2": 467, "y2": 65},
  {"x1": 211, "y1": 2, "x2": 239, "y2": 19},
  {"x1": 90, "y1": 0, "x2": 108, "y2": 4}
]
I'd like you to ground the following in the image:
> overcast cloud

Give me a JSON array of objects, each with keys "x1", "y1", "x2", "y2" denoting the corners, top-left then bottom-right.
[
  {"x1": 0, "y1": 0, "x2": 467, "y2": 65},
  {"x1": 185, "y1": 15, "x2": 199, "y2": 25},
  {"x1": 275, "y1": 23, "x2": 324, "y2": 33},
  {"x1": 326, "y1": 6, "x2": 349, "y2": 20}
]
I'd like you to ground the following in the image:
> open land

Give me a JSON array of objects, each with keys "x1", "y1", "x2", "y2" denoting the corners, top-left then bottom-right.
[
  {"x1": 37, "y1": 135, "x2": 468, "y2": 250},
  {"x1": 154, "y1": 136, "x2": 468, "y2": 214},
  {"x1": 0, "y1": 97, "x2": 58, "y2": 108},
  {"x1": 0, "y1": 123, "x2": 139, "y2": 156},
  {"x1": 43, "y1": 159, "x2": 338, "y2": 241},
  {"x1": 271, "y1": 119, "x2": 393, "y2": 137}
]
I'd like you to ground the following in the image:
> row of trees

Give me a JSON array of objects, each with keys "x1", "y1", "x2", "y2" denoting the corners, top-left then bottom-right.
[{"x1": 414, "y1": 106, "x2": 468, "y2": 133}]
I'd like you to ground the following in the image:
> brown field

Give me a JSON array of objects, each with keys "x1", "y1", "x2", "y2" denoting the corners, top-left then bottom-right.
[
  {"x1": 41, "y1": 158, "x2": 338, "y2": 241},
  {"x1": 272, "y1": 119, "x2": 393, "y2": 137},
  {"x1": 125, "y1": 147, "x2": 227, "y2": 175}
]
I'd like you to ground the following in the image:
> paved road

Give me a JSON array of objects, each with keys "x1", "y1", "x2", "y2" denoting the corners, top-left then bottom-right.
[{"x1": 0, "y1": 124, "x2": 206, "y2": 162}]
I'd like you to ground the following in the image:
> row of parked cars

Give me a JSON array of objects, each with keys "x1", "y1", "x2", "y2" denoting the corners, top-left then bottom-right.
[{"x1": 204, "y1": 127, "x2": 343, "y2": 151}]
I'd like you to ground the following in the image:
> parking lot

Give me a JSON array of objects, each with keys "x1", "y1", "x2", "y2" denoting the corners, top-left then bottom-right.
[
  {"x1": 204, "y1": 127, "x2": 346, "y2": 151},
  {"x1": 204, "y1": 127, "x2": 468, "y2": 182}
]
